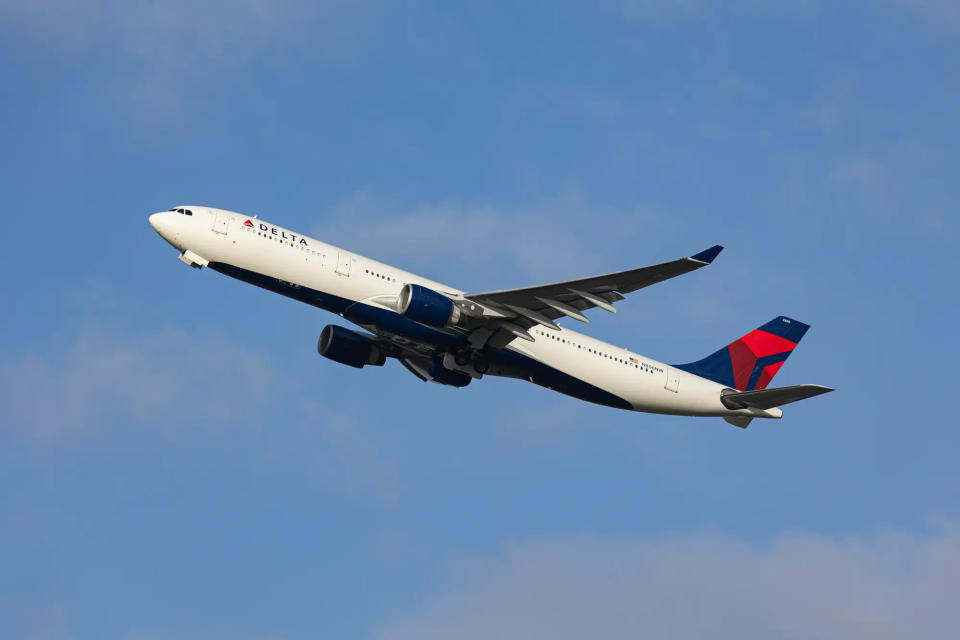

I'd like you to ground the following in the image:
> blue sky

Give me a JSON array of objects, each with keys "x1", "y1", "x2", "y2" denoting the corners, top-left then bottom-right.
[{"x1": 1, "y1": 1, "x2": 958, "y2": 637}]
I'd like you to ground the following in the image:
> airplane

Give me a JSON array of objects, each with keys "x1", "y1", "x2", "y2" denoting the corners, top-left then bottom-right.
[{"x1": 149, "y1": 206, "x2": 833, "y2": 427}]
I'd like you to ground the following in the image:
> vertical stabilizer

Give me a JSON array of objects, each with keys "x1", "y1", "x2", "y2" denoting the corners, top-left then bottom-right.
[{"x1": 675, "y1": 316, "x2": 809, "y2": 391}]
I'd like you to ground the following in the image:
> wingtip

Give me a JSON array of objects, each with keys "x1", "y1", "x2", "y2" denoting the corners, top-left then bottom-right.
[
  {"x1": 690, "y1": 244, "x2": 724, "y2": 264},
  {"x1": 797, "y1": 384, "x2": 836, "y2": 397}
]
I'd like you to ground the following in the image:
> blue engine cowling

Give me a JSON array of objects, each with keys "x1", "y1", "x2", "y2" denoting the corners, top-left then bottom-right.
[
  {"x1": 428, "y1": 357, "x2": 471, "y2": 387},
  {"x1": 398, "y1": 283, "x2": 461, "y2": 328},
  {"x1": 317, "y1": 325, "x2": 386, "y2": 368}
]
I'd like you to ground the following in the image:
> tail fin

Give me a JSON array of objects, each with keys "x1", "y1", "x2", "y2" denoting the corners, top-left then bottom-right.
[{"x1": 675, "y1": 316, "x2": 810, "y2": 391}]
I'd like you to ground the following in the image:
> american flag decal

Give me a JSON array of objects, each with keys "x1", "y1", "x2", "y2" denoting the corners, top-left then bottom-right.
[{"x1": 629, "y1": 356, "x2": 638, "y2": 364}]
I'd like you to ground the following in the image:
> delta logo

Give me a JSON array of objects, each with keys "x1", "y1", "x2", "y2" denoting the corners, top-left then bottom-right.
[{"x1": 244, "y1": 219, "x2": 309, "y2": 246}]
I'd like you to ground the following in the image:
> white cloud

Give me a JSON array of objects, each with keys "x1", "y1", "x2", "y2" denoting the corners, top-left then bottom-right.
[
  {"x1": 375, "y1": 525, "x2": 960, "y2": 640},
  {"x1": 0, "y1": 285, "x2": 405, "y2": 501},
  {"x1": 0, "y1": 323, "x2": 277, "y2": 440},
  {"x1": 315, "y1": 192, "x2": 683, "y2": 288},
  {"x1": 0, "y1": 0, "x2": 373, "y2": 131}
]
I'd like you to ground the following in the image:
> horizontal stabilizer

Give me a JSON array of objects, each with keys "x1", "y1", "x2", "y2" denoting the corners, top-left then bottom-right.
[{"x1": 721, "y1": 384, "x2": 834, "y2": 411}]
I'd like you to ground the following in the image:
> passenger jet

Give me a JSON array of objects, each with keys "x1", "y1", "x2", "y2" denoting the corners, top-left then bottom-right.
[{"x1": 149, "y1": 206, "x2": 833, "y2": 427}]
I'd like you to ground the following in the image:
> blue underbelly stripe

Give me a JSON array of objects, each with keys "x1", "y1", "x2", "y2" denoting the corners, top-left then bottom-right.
[
  {"x1": 490, "y1": 347, "x2": 633, "y2": 410},
  {"x1": 208, "y1": 262, "x2": 355, "y2": 314}
]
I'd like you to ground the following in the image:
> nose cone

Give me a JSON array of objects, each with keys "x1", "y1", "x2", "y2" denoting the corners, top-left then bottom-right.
[{"x1": 148, "y1": 211, "x2": 179, "y2": 248}]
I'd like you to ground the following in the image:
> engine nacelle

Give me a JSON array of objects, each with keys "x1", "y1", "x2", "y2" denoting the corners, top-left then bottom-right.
[
  {"x1": 428, "y1": 357, "x2": 472, "y2": 387},
  {"x1": 397, "y1": 283, "x2": 462, "y2": 328},
  {"x1": 317, "y1": 325, "x2": 386, "y2": 368}
]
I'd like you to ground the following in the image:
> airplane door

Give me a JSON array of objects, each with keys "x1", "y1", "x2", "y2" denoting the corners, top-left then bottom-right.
[
  {"x1": 335, "y1": 251, "x2": 351, "y2": 276},
  {"x1": 665, "y1": 367, "x2": 680, "y2": 393},
  {"x1": 212, "y1": 211, "x2": 231, "y2": 235}
]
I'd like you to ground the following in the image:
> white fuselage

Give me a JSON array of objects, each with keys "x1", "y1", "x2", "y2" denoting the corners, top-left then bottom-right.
[{"x1": 149, "y1": 206, "x2": 779, "y2": 420}]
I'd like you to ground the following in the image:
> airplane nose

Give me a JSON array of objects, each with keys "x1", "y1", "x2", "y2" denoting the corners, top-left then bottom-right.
[{"x1": 148, "y1": 211, "x2": 179, "y2": 248}]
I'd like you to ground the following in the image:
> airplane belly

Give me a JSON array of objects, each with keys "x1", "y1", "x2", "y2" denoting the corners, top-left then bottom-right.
[
  {"x1": 511, "y1": 339, "x2": 730, "y2": 416},
  {"x1": 627, "y1": 371, "x2": 730, "y2": 416},
  {"x1": 505, "y1": 340, "x2": 634, "y2": 410},
  {"x1": 491, "y1": 345, "x2": 632, "y2": 410}
]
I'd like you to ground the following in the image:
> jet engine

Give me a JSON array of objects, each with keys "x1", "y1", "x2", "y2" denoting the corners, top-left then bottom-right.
[
  {"x1": 397, "y1": 283, "x2": 462, "y2": 328},
  {"x1": 317, "y1": 325, "x2": 386, "y2": 368}
]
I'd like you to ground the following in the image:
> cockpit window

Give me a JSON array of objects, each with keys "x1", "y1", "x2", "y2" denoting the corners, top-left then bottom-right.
[
  {"x1": 183, "y1": 209, "x2": 192, "y2": 216},
  {"x1": 169, "y1": 208, "x2": 193, "y2": 216}
]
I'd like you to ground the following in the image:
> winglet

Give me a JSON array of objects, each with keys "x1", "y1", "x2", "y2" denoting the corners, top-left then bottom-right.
[{"x1": 690, "y1": 245, "x2": 724, "y2": 264}]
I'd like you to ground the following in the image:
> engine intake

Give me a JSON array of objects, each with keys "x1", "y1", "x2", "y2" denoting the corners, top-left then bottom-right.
[
  {"x1": 397, "y1": 283, "x2": 461, "y2": 328},
  {"x1": 317, "y1": 325, "x2": 386, "y2": 368}
]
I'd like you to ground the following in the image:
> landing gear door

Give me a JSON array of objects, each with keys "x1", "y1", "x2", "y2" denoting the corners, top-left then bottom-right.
[
  {"x1": 212, "y1": 211, "x2": 231, "y2": 235},
  {"x1": 665, "y1": 367, "x2": 680, "y2": 393},
  {"x1": 336, "y1": 251, "x2": 352, "y2": 276}
]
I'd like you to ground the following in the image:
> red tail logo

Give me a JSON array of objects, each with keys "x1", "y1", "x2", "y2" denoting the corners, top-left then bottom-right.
[
  {"x1": 243, "y1": 219, "x2": 254, "y2": 227},
  {"x1": 674, "y1": 316, "x2": 810, "y2": 391},
  {"x1": 728, "y1": 330, "x2": 798, "y2": 391}
]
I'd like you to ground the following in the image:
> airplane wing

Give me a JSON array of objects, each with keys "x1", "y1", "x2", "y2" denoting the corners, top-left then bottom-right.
[{"x1": 464, "y1": 245, "x2": 722, "y2": 342}]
